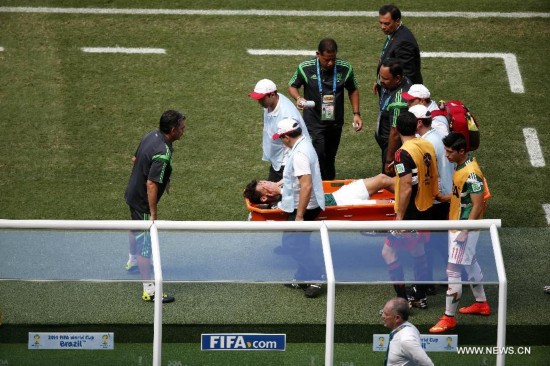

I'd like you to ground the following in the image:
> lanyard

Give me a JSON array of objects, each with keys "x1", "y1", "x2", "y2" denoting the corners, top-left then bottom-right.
[
  {"x1": 380, "y1": 35, "x2": 391, "y2": 57},
  {"x1": 383, "y1": 323, "x2": 410, "y2": 366},
  {"x1": 316, "y1": 58, "x2": 337, "y2": 97},
  {"x1": 379, "y1": 88, "x2": 392, "y2": 112}
]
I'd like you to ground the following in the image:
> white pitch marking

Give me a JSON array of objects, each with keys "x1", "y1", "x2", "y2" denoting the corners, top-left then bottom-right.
[
  {"x1": 0, "y1": 7, "x2": 549, "y2": 18},
  {"x1": 247, "y1": 49, "x2": 525, "y2": 94},
  {"x1": 247, "y1": 49, "x2": 314, "y2": 56},
  {"x1": 522, "y1": 128, "x2": 546, "y2": 167},
  {"x1": 543, "y1": 204, "x2": 550, "y2": 225},
  {"x1": 81, "y1": 47, "x2": 165, "y2": 54},
  {"x1": 421, "y1": 52, "x2": 524, "y2": 93}
]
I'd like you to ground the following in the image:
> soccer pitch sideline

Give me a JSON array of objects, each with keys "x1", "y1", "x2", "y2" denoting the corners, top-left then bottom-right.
[{"x1": 0, "y1": 0, "x2": 549, "y2": 365}]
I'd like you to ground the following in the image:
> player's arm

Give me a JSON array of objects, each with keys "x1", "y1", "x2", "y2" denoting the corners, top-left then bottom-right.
[
  {"x1": 395, "y1": 173, "x2": 412, "y2": 221},
  {"x1": 385, "y1": 128, "x2": 400, "y2": 175},
  {"x1": 347, "y1": 89, "x2": 363, "y2": 131},
  {"x1": 146, "y1": 179, "x2": 159, "y2": 220},
  {"x1": 288, "y1": 85, "x2": 305, "y2": 108},
  {"x1": 288, "y1": 67, "x2": 306, "y2": 107},
  {"x1": 296, "y1": 174, "x2": 312, "y2": 221},
  {"x1": 457, "y1": 180, "x2": 485, "y2": 241}
]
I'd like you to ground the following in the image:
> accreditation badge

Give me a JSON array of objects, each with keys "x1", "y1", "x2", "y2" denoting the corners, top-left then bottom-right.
[{"x1": 321, "y1": 94, "x2": 335, "y2": 121}]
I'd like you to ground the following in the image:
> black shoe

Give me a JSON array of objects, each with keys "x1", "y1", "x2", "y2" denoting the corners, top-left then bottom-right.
[
  {"x1": 304, "y1": 284, "x2": 325, "y2": 298},
  {"x1": 407, "y1": 286, "x2": 428, "y2": 309},
  {"x1": 284, "y1": 280, "x2": 308, "y2": 290}
]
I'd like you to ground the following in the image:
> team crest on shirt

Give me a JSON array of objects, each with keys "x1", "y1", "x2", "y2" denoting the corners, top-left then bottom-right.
[
  {"x1": 395, "y1": 163, "x2": 405, "y2": 174},
  {"x1": 471, "y1": 181, "x2": 482, "y2": 193}
]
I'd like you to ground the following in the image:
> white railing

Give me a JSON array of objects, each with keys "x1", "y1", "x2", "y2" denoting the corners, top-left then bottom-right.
[{"x1": 0, "y1": 219, "x2": 504, "y2": 366}]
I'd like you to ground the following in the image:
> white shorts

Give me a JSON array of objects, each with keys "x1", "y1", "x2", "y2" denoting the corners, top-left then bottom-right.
[
  {"x1": 448, "y1": 230, "x2": 480, "y2": 265},
  {"x1": 331, "y1": 179, "x2": 372, "y2": 206}
]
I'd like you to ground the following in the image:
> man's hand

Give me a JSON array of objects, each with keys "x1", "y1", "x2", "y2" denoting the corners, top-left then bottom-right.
[
  {"x1": 455, "y1": 230, "x2": 468, "y2": 244},
  {"x1": 384, "y1": 161, "x2": 395, "y2": 176},
  {"x1": 353, "y1": 115, "x2": 363, "y2": 132}
]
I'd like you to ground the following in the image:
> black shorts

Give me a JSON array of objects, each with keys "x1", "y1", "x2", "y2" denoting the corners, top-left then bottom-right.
[{"x1": 129, "y1": 207, "x2": 152, "y2": 258}]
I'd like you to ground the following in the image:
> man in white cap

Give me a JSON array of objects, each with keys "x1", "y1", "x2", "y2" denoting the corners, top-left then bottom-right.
[
  {"x1": 249, "y1": 79, "x2": 309, "y2": 182},
  {"x1": 402, "y1": 84, "x2": 449, "y2": 137},
  {"x1": 272, "y1": 117, "x2": 326, "y2": 298}
]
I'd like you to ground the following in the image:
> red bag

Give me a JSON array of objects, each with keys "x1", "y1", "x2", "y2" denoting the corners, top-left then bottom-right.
[{"x1": 431, "y1": 100, "x2": 480, "y2": 151}]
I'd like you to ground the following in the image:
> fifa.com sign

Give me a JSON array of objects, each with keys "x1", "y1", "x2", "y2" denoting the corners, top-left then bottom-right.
[{"x1": 201, "y1": 334, "x2": 286, "y2": 351}]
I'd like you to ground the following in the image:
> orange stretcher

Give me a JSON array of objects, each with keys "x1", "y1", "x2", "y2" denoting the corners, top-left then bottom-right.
[
  {"x1": 246, "y1": 180, "x2": 396, "y2": 221},
  {"x1": 245, "y1": 178, "x2": 492, "y2": 222}
]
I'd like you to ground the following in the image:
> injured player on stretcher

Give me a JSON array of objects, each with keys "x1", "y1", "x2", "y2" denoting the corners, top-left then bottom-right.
[{"x1": 244, "y1": 173, "x2": 395, "y2": 209}]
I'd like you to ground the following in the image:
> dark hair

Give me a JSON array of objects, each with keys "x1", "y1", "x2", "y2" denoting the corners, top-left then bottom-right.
[
  {"x1": 379, "y1": 4, "x2": 401, "y2": 20},
  {"x1": 396, "y1": 111, "x2": 417, "y2": 136},
  {"x1": 391, "y1": 297, "x2": 410, "y2": 321},
  {"x1": 243, "y1": 180, "x2": 262, "y2": 204},
  {"x1": 284, "y1": 127, "x2": 302, "y2": 139},
  {"x1": 318, "y1": 38, "x2": 338, "y2": 54},
  {"x1": 380, "y1": 58, "x2": 404, "y2": 78},
  {"x1": 159, "y1": 110, "x2": 185, "y2": 133},
  {"x1": 419, "y1": 118, "x2": 432, "y2": 128},
  {"x1": 442, "y1": 131, "x2": 467, "y2": 152}
]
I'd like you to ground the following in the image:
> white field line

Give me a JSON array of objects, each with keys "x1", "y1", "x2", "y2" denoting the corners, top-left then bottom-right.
[
  {"x1": 543, "y1": 204, "x2": 550, "y2": 225},
  {"x1": 522, "y1": 128, "x2": 546, "y2": 167},
  {"x1": 81, "y1": 47, "x2": 165, "y2": 54},
  {"x1": 421, "y1": 52, "x2": 524, "y2": 93},
  {"x1": 247, "y1": 49, "x2": 525, "y2": 94},
  {"x1": 0, "y1": 7, "x2": 549, "y2": 18},
  {"x1": 248, "y1": 49, "x2": 315, "y2": 56}
]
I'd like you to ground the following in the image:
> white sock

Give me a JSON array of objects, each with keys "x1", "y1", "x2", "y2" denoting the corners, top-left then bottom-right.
[
  {"x1": 445, "y1": 270, "x2": 462, "y2": 316},
  {"x1": 128, "y1": 254, "x2": 137, "y2": 263},
  {"x1": 465, "y1": 261, "x2": 487, "y2": 302}
]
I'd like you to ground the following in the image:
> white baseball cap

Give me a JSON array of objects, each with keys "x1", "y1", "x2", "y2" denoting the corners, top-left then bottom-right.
[
  {"x1": 272, "y1": 118, "x2": 300, "y2": 140},
  {"x1": 408, "y1": 104, "x2": 431, "y2": 119},
  {"x1": 402, "y1": 84, "x2": 431, "y2": 101},
  {"x1": 249, "y1": 79, "x2": 277, "y2": 100}
]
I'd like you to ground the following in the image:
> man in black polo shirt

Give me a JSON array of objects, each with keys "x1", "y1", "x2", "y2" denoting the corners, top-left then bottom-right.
[
  {"x1": 288, "y1": 38, "x2": 363, "y2": 180},
  {"x1": 125, "y1": 109, "x2": 186, "y2": 303}
]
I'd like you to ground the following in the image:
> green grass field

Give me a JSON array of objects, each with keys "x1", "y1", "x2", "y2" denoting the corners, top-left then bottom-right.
[{"x1": 1, "y1": 0, "x2": 549, "y2": 365}]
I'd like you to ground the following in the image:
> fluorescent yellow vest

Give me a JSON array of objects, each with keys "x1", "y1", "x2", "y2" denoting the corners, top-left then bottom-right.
[
  {"x1": 394, "y1": 138, "x2": 438, "y2": 213},
  {"x1": 449, "y1": 158, "x2": 485, "y2": 220}
]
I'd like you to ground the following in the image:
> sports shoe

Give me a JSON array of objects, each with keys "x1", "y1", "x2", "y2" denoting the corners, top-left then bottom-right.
[
  {"x1": 304, "y1": 284, "x2": 325, "y2": 298},
  {"x1": 142, "y1": 290, "x2": 175, "y2": 303},
  {"x1": 544, "y1": 286, "x2": 550, "y2": 294},
  {"x1": 284, "y1": 280, "x2": 308, "y2": 290},
  {"x1": 459, "y1": 301, "x2": 491, "y2": 315},
  {"x1": 406, "y1": 286, "x2": 428, "y2": 309},
  {"x1": 429, "y1": 315, "x2": 457, "y2": 333},
  {"x1": 125, "y1": 260, "x2": 138, "y2": 273},
  {"x1": 408, "y1": 297, "x2": 428, "y2": 309}
]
